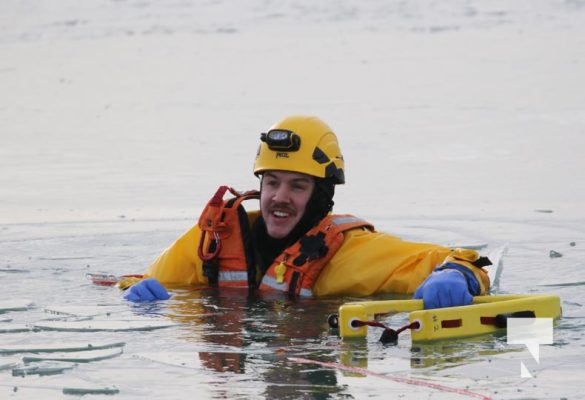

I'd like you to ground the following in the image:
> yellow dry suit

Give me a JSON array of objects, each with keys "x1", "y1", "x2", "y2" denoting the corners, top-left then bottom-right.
[{"x1": 144, "y1": 186, "x2": 490, "y2": 297}]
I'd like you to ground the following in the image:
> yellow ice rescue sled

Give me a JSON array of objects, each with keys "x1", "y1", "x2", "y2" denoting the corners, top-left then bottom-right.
[{"x1": 337, "y1": 294, "x2": 561, "y2": 342}]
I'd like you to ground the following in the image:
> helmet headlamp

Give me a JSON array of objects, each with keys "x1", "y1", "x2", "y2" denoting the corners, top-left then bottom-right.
[{"x1": 260, "y1": 129, "x2": 301, "y2": 152}]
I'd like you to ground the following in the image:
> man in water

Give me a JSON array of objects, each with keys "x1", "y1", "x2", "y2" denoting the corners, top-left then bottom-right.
[{"x1": 124, "y1": 115, "x2": 490, "y2": 308}]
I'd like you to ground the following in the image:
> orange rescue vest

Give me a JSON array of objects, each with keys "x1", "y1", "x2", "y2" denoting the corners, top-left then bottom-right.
[
  {"x1": 259, "y1": 215, "x2": 374, "y2": 297},
  {"x1": 198, "y1": 186, "x2": 260, "y2": 287},
  {"x1": 197, "y1": 186, "x2": 374, "y2": 296}
]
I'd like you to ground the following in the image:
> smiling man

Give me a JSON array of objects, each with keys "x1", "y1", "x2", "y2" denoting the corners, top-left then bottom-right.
[
  {"x1": 259, "y1": 170, "x2": 315, "y2": 239},
  {"x1": 124, "y1": 115, "x2": 490, "y2": 308}
]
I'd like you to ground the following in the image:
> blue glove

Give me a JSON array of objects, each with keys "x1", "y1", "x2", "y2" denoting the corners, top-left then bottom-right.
[
  {"x1": 413, "y1": 264, "x2": 479, "y2": 309},
  {"x1": 123, "y1": 278, "x2": 170, "y2": 302}
]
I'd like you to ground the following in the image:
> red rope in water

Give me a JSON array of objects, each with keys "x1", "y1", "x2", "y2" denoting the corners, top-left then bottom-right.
[{"x1": 288, "y1": 357, "x2": 492, "y2": 400}]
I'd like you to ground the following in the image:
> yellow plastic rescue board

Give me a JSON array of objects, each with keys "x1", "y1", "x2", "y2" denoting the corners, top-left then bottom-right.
[{"x1": 338, "y1": 294, "x2": 561, "y2": 342}]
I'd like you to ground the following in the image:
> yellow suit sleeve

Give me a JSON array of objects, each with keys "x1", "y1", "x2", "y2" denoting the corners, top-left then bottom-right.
[
  {"x1": 144, "y1": 223, "x2": 208, "y2": 285},
  {"x1": 441, "y1": 248, "x2": 491, "y2": 295},
  {"x1": 312, "y1": 228, "x2": 455, "y2": 297}
]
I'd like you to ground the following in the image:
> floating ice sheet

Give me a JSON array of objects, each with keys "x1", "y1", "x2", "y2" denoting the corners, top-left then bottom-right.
[
  {"x1": 22, "y1": 347, "x2": 123, "y2": 363},
  {"x1": 487, "y1": 244, "x2": 507, "y2": 293},
  {"x1": 133, "y1": 352, "x2": 203, "y2": 369},
  {"x1": 62, "y1": 387, "x2": 120, "y2": 396},
  {"x1": 0, "y1": 324, "x2": 31, "y2": 333},
  {"x1": 12, "y1": 363, "x2": 76, "y2": 376},
  {"x1": 0, "y1": 357, "x2": 20, "y2": 371},
  {"x1": 33, "y1": 319, "x2": 178, "y2": 332},
  {"x1": 0, "y1": 341, "x2": 125, "y2": 355},
  {"x1": 0, "y1": 299, "x2": 34, "y2": 313},
  {"x1": 44, "y1": 305, "x2": 128, "y2": 317}
]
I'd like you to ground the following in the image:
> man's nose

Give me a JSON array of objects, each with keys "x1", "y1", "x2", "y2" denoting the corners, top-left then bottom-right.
[{"x1": 272, "y1": 184, "x2": 291, "y2": 202}]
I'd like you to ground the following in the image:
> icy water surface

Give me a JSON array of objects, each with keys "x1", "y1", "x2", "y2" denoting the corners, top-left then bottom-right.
[
  {"x1": 2, "y1": 216, "x2": 584, "y2": 399},
  {"x1": 2, "y1": 1, "x2": 585, "y2": 399}
]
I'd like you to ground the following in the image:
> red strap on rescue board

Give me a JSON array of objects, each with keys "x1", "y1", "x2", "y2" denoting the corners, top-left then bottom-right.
[{"x1": 288, "y1": 357, "x2": 492, "y2": 400}]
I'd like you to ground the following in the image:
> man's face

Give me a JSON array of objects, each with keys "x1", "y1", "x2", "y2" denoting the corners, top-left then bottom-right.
[{"x1": 260, "y1": 170, "x2": 315, "y2": 239}]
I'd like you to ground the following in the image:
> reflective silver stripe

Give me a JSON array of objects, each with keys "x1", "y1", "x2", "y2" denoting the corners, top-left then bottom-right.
[
  {"x1": 261, "y1": 275, "x2": 286, "y2": 290},
  {"x1": 331, "y1": 215, "x2": 364, "y2": 226},
  {"x1": 261, "y1": 275, "x2": 314, "y2": 297},
  {"x1": 218, "y1": 271, "x2": 248, "y2": 282}
]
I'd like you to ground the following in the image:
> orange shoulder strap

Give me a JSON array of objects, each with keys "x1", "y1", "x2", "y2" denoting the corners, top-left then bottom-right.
[
  {"x1": 197, "y1": 186, "x2": 259, "y2": 284},
  {"x1": 265, "y1": 214, "x2": 374, "y2": 297}
]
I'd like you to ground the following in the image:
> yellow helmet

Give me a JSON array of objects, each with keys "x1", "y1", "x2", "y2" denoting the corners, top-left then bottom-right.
[{"x1": 253, "y1": 115, "x2": 345, "y2": 184}]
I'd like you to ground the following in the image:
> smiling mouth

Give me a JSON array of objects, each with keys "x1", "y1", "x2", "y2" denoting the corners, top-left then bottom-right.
[{"x1": 271, "y1": 207, "x2": 295, "y2": 219}]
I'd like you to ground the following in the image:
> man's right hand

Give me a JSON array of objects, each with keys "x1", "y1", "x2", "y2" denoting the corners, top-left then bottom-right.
[{"x1": 123, "y1": 278, "x2": 170, "y2": 302}]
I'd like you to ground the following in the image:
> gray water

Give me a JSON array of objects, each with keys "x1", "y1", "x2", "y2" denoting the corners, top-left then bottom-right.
[{"x1": 2, "y1": 1, "x2": 585, "y2": 399}]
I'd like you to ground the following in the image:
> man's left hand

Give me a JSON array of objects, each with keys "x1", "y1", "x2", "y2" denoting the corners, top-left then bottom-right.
[{"x1": 413, "y1": 269, "x2": 474, "y2": 309}]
